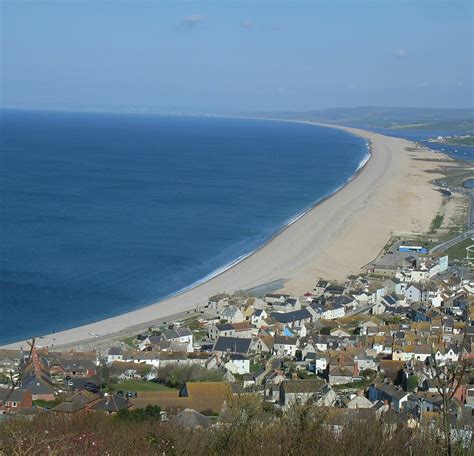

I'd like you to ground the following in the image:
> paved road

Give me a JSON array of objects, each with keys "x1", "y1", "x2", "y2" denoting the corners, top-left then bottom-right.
[
  {"x1": 430, "y1": 229, "x2": 474, "y2": 254},
  {"x1": 345, "y1": 302, "x2": 375, "y2": 317},
  {"x1": 468, "y1": 192, "x2": 474, "y2": 229},
  {"x1": 430, "y1": 188, "x2": 474, "y2": 254}
]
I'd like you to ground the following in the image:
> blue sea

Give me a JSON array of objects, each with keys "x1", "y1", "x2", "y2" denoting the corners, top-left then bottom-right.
[{"x1": 0, "y1": 110, "x2": 369, "y2": 344}]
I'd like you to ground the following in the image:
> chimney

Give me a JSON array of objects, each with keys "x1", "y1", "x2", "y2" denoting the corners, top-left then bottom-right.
[{"x1": 339, "y1": 353, "x2": 345, "y2": 368}]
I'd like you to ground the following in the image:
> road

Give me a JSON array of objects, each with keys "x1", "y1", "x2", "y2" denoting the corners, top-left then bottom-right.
[
  {"x1": 468, "y1": 192, "x2": 474, "y2": 229},
  {"x1": 430, "y1": 230, "x2": 474, "y2": 254},
  {"x1": 430, "y1": 188, "x2": 474, "y2": 254}
]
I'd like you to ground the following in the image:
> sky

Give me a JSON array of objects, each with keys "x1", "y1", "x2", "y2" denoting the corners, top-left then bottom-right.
[{"x1": 1, "y1": 0, "x2": 473, "y2": 112}]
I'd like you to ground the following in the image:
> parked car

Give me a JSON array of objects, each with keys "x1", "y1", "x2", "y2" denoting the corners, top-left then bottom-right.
[
  {"x1": 117, "y1": 390, "x2": 125, "y2": 397},
  {"x1": 126, "y1": 391, "x2": 137, "y2": 398},
  {"x1": 84, "y1": 382, "x2": 99, "y2": 392}
]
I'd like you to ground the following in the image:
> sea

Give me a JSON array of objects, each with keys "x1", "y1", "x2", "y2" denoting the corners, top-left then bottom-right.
[
  {"x1": 0, "y1": 110, "x2": 370, "y2": 345},
  {"x1": 366, "y1": 127, "x2": 474, "y2": 162}
]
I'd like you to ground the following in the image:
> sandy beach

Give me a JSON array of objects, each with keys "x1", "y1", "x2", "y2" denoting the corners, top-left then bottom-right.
[{"x1": 1, "y1": 123, "x2": 451, "y2": 350}]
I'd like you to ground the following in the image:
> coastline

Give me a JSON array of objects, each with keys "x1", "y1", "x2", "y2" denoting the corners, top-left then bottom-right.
[{"x1": 1, "y1": 122, "x2": 451, "y2": 350}]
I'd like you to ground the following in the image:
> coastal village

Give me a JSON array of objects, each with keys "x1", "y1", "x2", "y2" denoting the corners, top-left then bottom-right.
[{"x1": 1, "y1": 240, "x2": 474, "y2": 433}]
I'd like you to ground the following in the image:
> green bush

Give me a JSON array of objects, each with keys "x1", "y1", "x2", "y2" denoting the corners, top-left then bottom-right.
[{"x1": 116, "y1": 405, "x2": 162, "y2": 422}]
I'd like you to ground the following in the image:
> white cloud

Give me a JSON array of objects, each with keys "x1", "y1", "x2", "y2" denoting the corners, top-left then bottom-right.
[
  {"x1": 240, "y1": 19, "x2": 254, "y2": 30},
  {"x1": 179, "y1": 14, "x2": 204, "y2": 28},
  {"x1": 392, "y1": 48, "x2": 407, "y2": 58}
]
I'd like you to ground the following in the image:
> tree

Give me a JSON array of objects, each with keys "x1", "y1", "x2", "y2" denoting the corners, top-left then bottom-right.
[{"x1": 423, "y1": 328, "x2": 470, "y2": 456}]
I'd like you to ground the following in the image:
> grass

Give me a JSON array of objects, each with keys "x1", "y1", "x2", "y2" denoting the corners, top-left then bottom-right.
[
  {"x1": 429, "y1": 213, "x2": 444, "y2": 233},
  {"x1": 332, "y1": 380, "x2": 370, "y2": 390},
  {"x1": 250, "y1": 363, "x2": 264, "y2": 373},
  {"x1": 33, "y1": 398, "x2": 65, "y2": 409},
  {"x1": 122, "y1": 336, "x2": 137, "y2": 347},
  {"x1": 446, "y1": 238, "x2": 474, "y2": 262},
  {"x1": 445, "y1": 136, "x2": 474, "y2": 146},
  {"x1": 182, "y1": 316, "x2": 208, "y2": 339},
  {"x1": 116, "y1": 379, "x2": 175, "y2": 392}
]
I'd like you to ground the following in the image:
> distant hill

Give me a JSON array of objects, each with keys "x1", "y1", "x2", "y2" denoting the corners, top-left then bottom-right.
[{"x1": 258, "y1": 106, "x2": 474, "y2": 132}]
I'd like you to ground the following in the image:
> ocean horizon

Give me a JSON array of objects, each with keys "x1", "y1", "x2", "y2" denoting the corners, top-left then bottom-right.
[{"x1": 0, "y1": 109, "x2": 369, "y2": 344}]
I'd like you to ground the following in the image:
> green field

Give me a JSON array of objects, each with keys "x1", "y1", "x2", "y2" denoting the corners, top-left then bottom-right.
[
  {"x1": 429, "y1": 213, "x2": 444, "y2": 233},
  {"x1": 446, "y1": 238, "x2": 474, "y2": 261},
  {"x1": 445, "y1": 136, "x2": 474, "y2": 146},
  {"x1": 116, "y1": 379, "x2": 174, "y2": 392}
]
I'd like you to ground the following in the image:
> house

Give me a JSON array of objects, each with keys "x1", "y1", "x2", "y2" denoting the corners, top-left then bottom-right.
[
  {"x1": 251, "y1": 309, "x2": 268, "y2": 326},
  {"x1": 129, "y1": 382, "x2": 231, "y2": 415},
  {"x1": 162, "y1": 327, "x2": 194, "y2": 350},
  {"x1": 0, "y1": 351, "x2": 21, "y2": 375},
  {"x1": 313, "y1": 280, "x2": 330, "y2": 296},
  {"x1": 273, "y1": 335, "x2": 299, "y2": 357},
  {"x1": 208, "y1": 323, "x2": 235, "y2": 340},
  {"x1": 174, "y1": 408, "x2": 211, "y2": 429},
  {"x1": 328, "y1": 353, "x2": 358, "y2": 385},
  {"x1": 330, "y1": 328, "x2": 351, "y2": 338},
  {"x1": 269, "y1": 308, "x2": 313, "y2": 328},
  {"x1": 359, "y1": 318, "x2": 380, "y2": 336},
  {"x1": 405, "y1": 285, "x2": 422, "y2": 302},
  {"x1": 305, "y1": 352, "x2": 328, "y2": 373},
  {"x1": 392, "y1": 346, "x2": 415, "y2": 362},
  {"x1": 272, "y1": 297, "x2": 301, "y2": 313},
  {"x1": 347, "y1": 393, "x2": 374, "y2": 409},
  {"x1": 213, "y1": 336, "x2": 252, "y2": 355},
  {"x1": 52, "y1": 391, "x2": 100, "y2": 415},
  {"x1": 0, "y1": 387, "x2": 32, "y2": 412},
  {"x1": 279, "y1": 379, "x2": 336, "y2": 409},
  {"x1": 264, "y1": 293, "x2": 289, "y2": 305},
  {"x1": 373, "y1": 265, "x2": 398, "y2": 277},
  {"x1": 324, "y1": 285, "x2": 346, "y2": 297},
  {"x1": 322, "y1": 303, "x2": 345, "y2": 320},
  {"x1": 413, "y1": 345, "x2": 432, "y2": 362},
  {"x1": 20, "y1": 349, "x2": 55, "y2": 401},
  {"x1": 230, "y1": 321, "x2": 256, "y2": 339},
  {"x1": 107, "y1": 347, "x2": 123, "y2": 364},
  {"x1": 368, "y1": 383, "x2": 410, "y2": 412},
  {"x1": 313, "y1": 335, "x2": 330, "y2": 352},
  {"x1": 250, "y1": 335, "x2": 274, "y2": 354},
  {"x1": 90, "y1": 393, "x2": 129, "y2": 415},
  {"x1": 50, "y1": 358, "x2": 97, "y2": 378},
  {"x1": 220, "y1": 306, "x2": 245, "y2": 323},
  {"x1": 224, "y1": 354, "x2": 250, "y2": 375},
  {"x1": 465, "y1": 387, "x2": 474, "y2": 408},
  {"x1": 434, "y1": 345, "x2": 461, "y2": 365},
  {"x1": 207, "y1": 293, "x2": 230, "y2": 312}
]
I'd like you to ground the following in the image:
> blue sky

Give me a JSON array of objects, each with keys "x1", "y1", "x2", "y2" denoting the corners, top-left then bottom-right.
[{"x1": 1, "y1": 0, "x2": 472, "y2": 112}]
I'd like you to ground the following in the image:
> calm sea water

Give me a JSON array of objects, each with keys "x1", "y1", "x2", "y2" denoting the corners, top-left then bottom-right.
[
  {"x1": 367, "y1": 127, "x2": 474, "y2": 161},
  {"x1": 0, "y1": 110, "x2": 368, "y2": 344}
]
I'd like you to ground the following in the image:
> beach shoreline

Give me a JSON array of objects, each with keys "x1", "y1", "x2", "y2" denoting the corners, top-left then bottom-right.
[{"x1": 1, "y1": 122, "x2": 452, "y2": 350}]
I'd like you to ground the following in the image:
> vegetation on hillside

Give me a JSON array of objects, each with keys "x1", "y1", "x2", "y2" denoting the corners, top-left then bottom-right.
[
  {"x1": 155, "y1": 364, "x2": 225, "y2": 389},
  {"x1": 1, "y1": 395, "x2": 472, "y2": 455}
]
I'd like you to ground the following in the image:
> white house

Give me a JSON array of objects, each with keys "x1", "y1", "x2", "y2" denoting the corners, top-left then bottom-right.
[
  {"x1": 251, "y1": 309, "x2": 268, "y2": 326},
  {"x1": 220, "y1": 306, "x2": 245, "y2": 323},
  {"x1": 404, "y1": 284, "x2": 422, "y2": 302},
  {"x1": 273, "y1": 335, "x2": 299, "y2": 357},
  {"x1": 322, "y1": 303, "x2": 345, "y2": 320},
  {"x1": 107, "y1": 347, "x2": 123, "y2": 364},
  {"x1": 224, "y1": 354, "x2": 250, "y2": 375}
]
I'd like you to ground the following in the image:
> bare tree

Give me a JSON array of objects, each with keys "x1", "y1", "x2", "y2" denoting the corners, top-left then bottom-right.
[
  {"x1": 425, "y1": 328, "x2": 470, "y2": 456},
  {"x1": 3, "y1": 338, "x2": 36, "y2": 406}
]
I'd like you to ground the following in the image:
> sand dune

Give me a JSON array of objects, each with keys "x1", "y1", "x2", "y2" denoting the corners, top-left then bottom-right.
[{"x1": 1, "y1": 123, "x2": 448, "y2": 349}]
